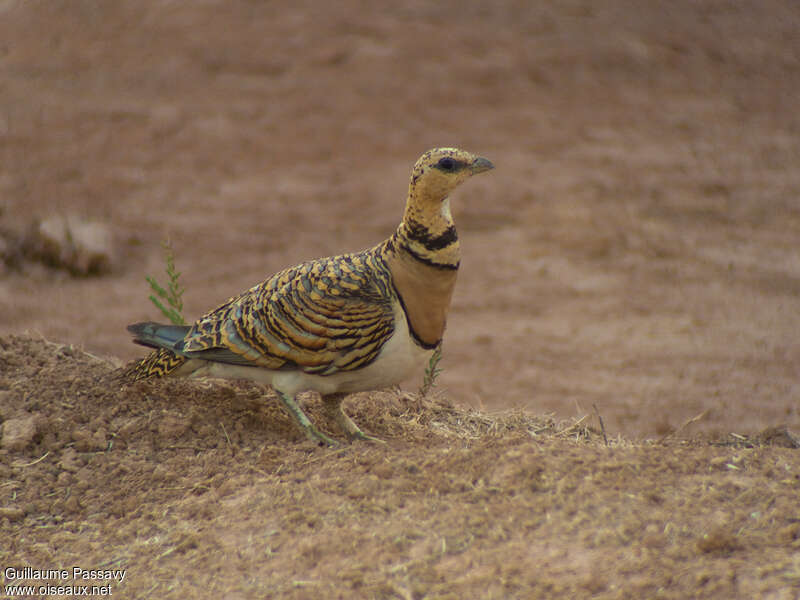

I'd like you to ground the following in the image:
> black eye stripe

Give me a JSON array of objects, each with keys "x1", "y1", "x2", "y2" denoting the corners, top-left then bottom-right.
[{"x1": 435, "y1": 157, "x2": 461, "y2": 172}]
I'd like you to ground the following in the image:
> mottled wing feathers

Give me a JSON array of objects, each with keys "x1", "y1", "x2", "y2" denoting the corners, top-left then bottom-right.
[{"x1": 174, "y1": 247, "x2": 396, "y2": 376}]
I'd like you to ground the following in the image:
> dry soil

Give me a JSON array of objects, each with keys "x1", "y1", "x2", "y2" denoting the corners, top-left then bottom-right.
[{"x1": 1, "y1": 1, "x2": 799, "y2": 598}]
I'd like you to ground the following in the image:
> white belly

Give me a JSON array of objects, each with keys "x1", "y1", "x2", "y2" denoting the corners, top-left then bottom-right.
[{"x1": 185, "y1": 304, "x2": 433, "y2": 397}]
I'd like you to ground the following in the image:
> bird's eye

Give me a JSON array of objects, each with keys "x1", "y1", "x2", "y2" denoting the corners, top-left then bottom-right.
[{"x1": 437, "y1": 157, "x2": 456, "y2": 171}]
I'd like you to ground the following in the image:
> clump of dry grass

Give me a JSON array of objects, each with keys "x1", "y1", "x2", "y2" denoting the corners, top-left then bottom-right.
[
  {"x1": 342, "y1": 389, "x2": 616, "y2": 446},
  {"x1": 711, "y1": 426, "x2": 800, "y2": 449}
]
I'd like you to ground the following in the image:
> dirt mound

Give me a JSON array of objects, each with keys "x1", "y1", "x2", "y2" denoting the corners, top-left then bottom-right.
[
  {"x1": 2, "y1": 0, "x2": 800, "y2": 596},
  {"x1": 1, "y1": 334, "x2": 798, "y2": 599}
]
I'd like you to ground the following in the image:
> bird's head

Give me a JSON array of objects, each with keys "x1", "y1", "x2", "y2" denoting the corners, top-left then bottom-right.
[
  {"x1": 394, "y1": 147, "x2": 493, "y2": 271},
  {"x1": 408, "y1": 147, "x2": 494, "y2": 204}
]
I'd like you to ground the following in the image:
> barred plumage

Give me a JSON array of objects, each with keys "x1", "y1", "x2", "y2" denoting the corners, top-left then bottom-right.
[{"x1": 126, "y1": 148, "x2": 493, "y2": 445}]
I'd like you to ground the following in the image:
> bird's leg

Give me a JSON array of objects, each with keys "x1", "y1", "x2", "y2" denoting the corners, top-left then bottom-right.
[
  {"x1": 277, "y1": 391, "x2": 339, "y2": 447},
  {"x1": 322, "y1": 393, "x2": 385, "y2": 443}
]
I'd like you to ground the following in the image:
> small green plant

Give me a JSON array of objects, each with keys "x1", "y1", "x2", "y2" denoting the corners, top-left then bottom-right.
[
  {"x1": 419, "y1": 344, "x2": 443, "y2": 396},
  {"x1": 145, "y1": 239, "x2": 186, "y2": 325}
]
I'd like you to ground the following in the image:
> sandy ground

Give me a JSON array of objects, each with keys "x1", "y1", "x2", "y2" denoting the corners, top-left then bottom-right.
[
  {"x1": 1, "y1": 334, "x2": 799, "y2": 599},
  {"x1": 1, "y1": 1, "x2": 799, "y2": 597},
  {"x1": 1, "y1": 0, "x2": 799, "y2": 437}
]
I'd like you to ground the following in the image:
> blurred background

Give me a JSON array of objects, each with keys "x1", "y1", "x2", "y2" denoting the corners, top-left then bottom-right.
[{"x1": 1, "y1": 0, "x2": 798, "y2": 438}]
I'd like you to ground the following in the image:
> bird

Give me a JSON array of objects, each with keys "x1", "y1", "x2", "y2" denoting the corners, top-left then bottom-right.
[{"x1": 125, "y1": 147, "x2": 494, "y2": 445}]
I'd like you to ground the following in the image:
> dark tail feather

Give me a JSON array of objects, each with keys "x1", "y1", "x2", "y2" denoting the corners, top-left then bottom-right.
[{"x1": 127, "y1": 322, "x2": 191, "y2": 352}]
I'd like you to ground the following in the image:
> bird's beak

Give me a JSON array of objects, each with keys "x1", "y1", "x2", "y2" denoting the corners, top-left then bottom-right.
[{"x1": 470, "y1": 156, "x2": 494, "y2": 174}]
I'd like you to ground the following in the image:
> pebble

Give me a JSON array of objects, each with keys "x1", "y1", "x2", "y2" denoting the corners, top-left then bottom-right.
[{"x1": 1, "y1": 415, "x2": 40, "y2": 451}]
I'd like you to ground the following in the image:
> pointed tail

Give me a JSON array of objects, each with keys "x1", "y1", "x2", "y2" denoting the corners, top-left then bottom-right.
[
  {"x1": 123, "y1": 322, "x2": 192, "y2": 381},
  {"x1": 127, "y1": 321, "x2": 191, "y2": 351}
]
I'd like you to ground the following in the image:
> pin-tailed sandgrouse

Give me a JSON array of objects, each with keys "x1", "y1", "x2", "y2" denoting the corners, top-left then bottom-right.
[{"x1": 126, "y1": 148, "x2": 494, "y2": 445}]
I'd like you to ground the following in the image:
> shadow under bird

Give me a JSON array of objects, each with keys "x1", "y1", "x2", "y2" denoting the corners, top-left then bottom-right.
[{"x1": 126, "y1": 147, "x2": 494, "y2": 445}]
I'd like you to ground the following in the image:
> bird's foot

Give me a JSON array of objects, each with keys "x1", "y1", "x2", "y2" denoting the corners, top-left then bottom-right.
[
  {"x1": 278, "y1": 391, "x2": 339, "y2": 447},
  {"x1": 304, "y1": 426, "x2": 341, "y2": 448},
  {"x1": 347, "y1": 429, "x2": 387, "y2": 444},
  {"x1": 323, "y1": 394, "x2": 385, "y2": 444}
]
